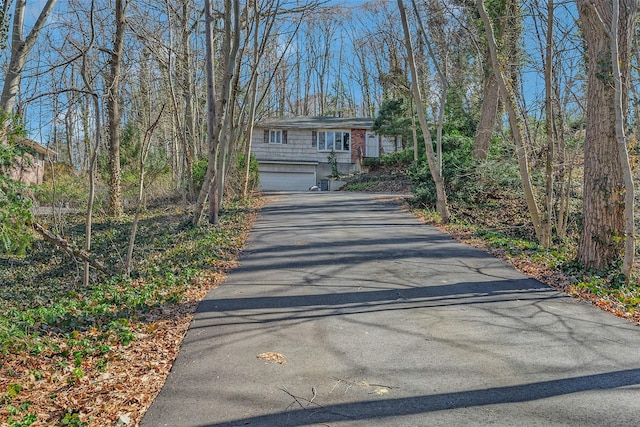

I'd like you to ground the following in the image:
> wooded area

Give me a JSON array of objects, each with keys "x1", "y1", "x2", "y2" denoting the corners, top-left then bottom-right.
[
  {"x1": 2, "y1": 0, "x2": 640, "y2": 424},
  {"x1": 0, "y1": 0, "x2": 638, "y2": 300},
  {"x1": 1, "y1": 0, "x2": 638, "y2": 279}
]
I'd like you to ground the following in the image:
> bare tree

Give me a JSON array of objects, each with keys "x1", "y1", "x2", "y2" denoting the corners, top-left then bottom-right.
[
  {"x1": 608, "y1": 0, "x2": 635, "y2": 282},
  {"x1": 193, "y1": 0, "x2": 240, "y2": 226},
  {"x1": 1, "y1": 0, "x2": 58, "y2": 113},
  {"x1": 104, "y1": 0, "x2": 127, "y2": 217},
  {"x1": 476, "y1": 0, "x2": 543, "y2": 243},
  {"x1": 541, "y1": 0, "x2": 555, "y2": 247},
  {"x1": 398, "y1": 0, "x2": 450, "y2": 222},
  {"x1": 125, "y1": 106, "x2": 164, "y2": 275},
  {"x1": 472, "y1": 0, "x2": 520, "y2": 161}
]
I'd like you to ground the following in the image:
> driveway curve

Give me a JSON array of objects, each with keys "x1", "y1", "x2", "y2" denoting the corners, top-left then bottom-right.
[{"x1": 142, "y1": 192, "x2": 640, "y2": 427}]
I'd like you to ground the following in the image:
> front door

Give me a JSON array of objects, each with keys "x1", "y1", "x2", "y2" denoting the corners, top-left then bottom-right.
[{"x1": 366, "y1": 132, "x2": 379, "y2": 158}]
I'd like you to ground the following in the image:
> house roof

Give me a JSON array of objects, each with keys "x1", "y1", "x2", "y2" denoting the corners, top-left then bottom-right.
[
  {"x1": 256, "y1": 116, "x2": 374, "y2": 130},
  {"x1": 15, "y1": 136, "x2": 57, "y2": 158}
]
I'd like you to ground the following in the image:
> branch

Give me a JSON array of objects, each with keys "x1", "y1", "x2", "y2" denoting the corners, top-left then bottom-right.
[
  {"x1": 21, "y1": 88, "x2": 98, "y2": 105},
  {"x1": 32, "y1": 222, "x2": 112, "y2": 275},
  {"x1": 23, "y1": 0, "x2": 58, "y2": 53}
]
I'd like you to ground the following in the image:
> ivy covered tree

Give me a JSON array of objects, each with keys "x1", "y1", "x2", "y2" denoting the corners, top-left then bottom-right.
[{"x1": 0, "y1": 114, "x2": 33, "y2": 255}]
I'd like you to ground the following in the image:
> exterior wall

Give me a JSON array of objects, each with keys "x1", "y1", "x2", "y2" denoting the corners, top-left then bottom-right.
[
  {"x1": 252, "y1": 125, "x2": 379, "y2": 183},
  {"x1": 351, "y1": 129, "x2": 366, "y2": 163},
  {"x1": 9, "y1": 152, "x2": 45, "y2": 185},
  {"x1": 252, "y1": 127, "x2": 352, "y2": 165},
  {"x1": 316, "y1": 161, "x2": 355, "y2": 178}
]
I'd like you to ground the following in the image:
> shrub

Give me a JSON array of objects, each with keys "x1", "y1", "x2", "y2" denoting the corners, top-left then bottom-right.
[
  {"x1": 363, "y1": 148, "x2": 415, "y2": 170},
  {"x1": 380, "y1": 148, "x2": 415, "y2": 166},
  {"x1": 408, "y1": 134, "x2": 521, "y2": 209},
  {"x1": 34, "y1": 163, "x2": 91, "y2": 209},
  {"x1": 192, "y1": 157, "x2": 209, "y2": 194}
]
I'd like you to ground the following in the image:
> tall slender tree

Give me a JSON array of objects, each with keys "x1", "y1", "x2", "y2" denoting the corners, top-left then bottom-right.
[
  {"x1": 477, "y1": 0, "x2": 543, "y2": 243},
  {"x1": 398, "y1": 0, "x2": 450, "y2": 222}
]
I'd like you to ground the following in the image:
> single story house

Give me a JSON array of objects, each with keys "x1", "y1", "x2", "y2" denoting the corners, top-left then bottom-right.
[
  {"x1": 251, "y1": 116, "x2": 397, "y2": 191},
  {"x1": 8, "y1": 137, "x2": 57, "y2": 185}
]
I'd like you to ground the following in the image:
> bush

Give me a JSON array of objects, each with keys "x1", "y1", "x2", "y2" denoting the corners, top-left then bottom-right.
[
  {"x1": 380, "y1": 148, "x2": 415, "y2": 166},
  {"x1": 363, "y1": 148, "x2": 415, "y2": 170},
  {"x1": 192, "y1": 157, "x2": 209, "y2": 194},
  {"x1": 34, "y1": 163, "x2": 92, "y2": 210},
  {"x1": 408, "y1": 135, "x2": 521, "y2": 209}
]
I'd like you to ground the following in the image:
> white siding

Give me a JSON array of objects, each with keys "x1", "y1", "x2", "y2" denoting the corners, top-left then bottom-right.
[{"x1": 252, "y1": 128, "x2": 352, "y2": 164}]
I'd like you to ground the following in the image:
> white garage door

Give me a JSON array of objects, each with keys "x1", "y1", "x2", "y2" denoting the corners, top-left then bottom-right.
[
  {"x1": 258, "y1": 161, "x2": 318, "y2": 191},
  {"x1": 259, "y1": 171, "x2": 316, "y2": 191}
]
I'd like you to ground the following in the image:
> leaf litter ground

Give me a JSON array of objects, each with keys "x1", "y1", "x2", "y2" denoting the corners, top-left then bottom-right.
[{"x1": 1, "y1": 198, "x2": 262, "y2": 427}]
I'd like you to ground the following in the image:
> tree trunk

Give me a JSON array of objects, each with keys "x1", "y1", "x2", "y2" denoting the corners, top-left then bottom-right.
[
  {"x1": 243, "y1": 0, "x2": 261, "y2": 198},
  {"x1": 477, "y1": 0, "x2": 543, "y2": 243},
  {"x1": 576, "y1": 0, "x2": 636, "y2": 270},
  {"x1": 106, "y1": 0, "x2": 126, "y2": 217},
  {"x1": 541, "y1": 0, "x2": 555, "y2": 247},
  {"x1": 398, "y1": 0, "x2": 450, "y2": 222},
  {"x1": 193, "y1": 0, "x2": 218, "y2": 226},
  {"x1": 81, "y1": 0, "x2": 99, "y2": 287},
  {"x1": 194, "y1": 0, "x2": 240, "y2": 226},
  {"x1": 473, "y1": 71, "x2": 499, "y2": 161},
  {"x1": 609, "y1": 0, "x2": 635, "y2": 280},
  {"x1": 125, "y1": 107, "x2": 163, "y2": 275},
  {"x1": 180, "y1": 1, "x2": 196, "y2": 202}
]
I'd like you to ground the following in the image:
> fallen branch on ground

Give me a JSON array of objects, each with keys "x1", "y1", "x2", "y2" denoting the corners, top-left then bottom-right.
[{"x1": 32, "y1": 221, "x2": 112, "y2": 275}]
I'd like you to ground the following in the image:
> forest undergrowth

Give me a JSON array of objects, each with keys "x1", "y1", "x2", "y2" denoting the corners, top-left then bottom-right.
[{"x1": 0, "y1": 197, "x2": 262, "y2": 427}]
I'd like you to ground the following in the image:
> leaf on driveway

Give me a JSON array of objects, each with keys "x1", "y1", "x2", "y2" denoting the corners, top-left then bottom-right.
[
  {"x1": 257, "y1": 352, "x2": 286, "y2": 364},
  {"x1": 372, "y1": 387, "x2": 389, "y2": 396}
]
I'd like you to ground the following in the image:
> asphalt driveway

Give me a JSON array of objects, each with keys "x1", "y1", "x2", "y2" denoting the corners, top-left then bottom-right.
[{"x1": 141, "y1": 192, "x2": 640, "y2": 426}]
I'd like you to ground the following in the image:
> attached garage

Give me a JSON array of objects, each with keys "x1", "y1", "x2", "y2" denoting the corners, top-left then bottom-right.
[{"x1": 258, "y1": 161, "x2": 318, "y2": 191}]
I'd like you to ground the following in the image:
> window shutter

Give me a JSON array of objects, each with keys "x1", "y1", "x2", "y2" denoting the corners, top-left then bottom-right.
[
  {"x1": 311, "y1": 131, "x2": 317, "y2": 147},
  {"x1": 264, "y1": 130, "x2": 269, "y2": 143},
  {"x1": 282, "y1": 130, "x2": 288, "y2": 144}
]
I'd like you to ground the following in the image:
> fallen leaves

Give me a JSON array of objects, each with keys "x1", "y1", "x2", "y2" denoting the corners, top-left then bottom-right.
[
  {"x1": 257, "y1": 352, "x2": 286, "y2": 364},
  {"x1": 1, "y1": 198, "x2": 263, "y2": 426}
]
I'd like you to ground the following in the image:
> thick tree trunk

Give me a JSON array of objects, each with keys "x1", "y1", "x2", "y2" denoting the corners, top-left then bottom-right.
[
  {"x1": 472, "y1": 65, "x2": 500, "y2": 161},
  {"x1": 576, "y1": 0, "x2": 636, "y2": 269},
  {"x1": 106, "y1": 0, "x2": 126, "y2": 217}
]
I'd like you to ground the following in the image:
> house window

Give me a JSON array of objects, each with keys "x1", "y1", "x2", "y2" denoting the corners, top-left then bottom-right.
[
  {"x1": 317, "y1": 130, "x2": 350, "y2": 152},
  {"x1": 269, "y1": 129, "x2": 282, "y2": 144}
]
